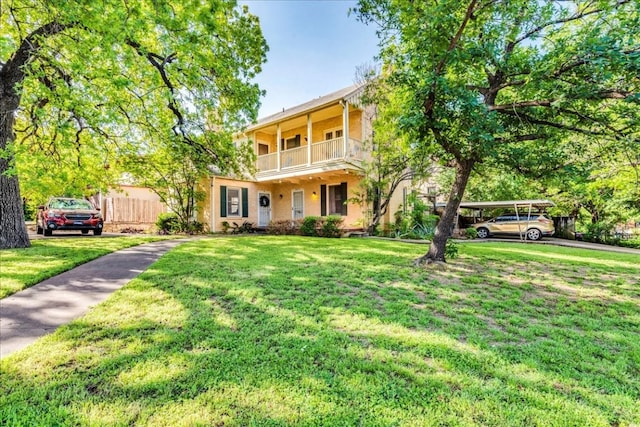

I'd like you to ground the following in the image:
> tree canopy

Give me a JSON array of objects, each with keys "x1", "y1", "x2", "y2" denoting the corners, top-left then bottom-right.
[
  {"x1": 0, "y1": 0, "x2": 267, "y2": 248},
  {"x1": 354, "y1": 0, "x2": 640, "y2": 262}
]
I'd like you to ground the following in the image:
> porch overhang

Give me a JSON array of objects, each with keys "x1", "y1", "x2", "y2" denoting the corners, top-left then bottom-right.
[{"x1": 255, "y1": 161, "x2": 362, "y2": 183}]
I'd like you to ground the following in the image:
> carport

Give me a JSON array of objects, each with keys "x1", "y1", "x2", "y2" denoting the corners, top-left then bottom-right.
[{"x1": 456, "y1": 199, "x2": 556, "y2": 240}]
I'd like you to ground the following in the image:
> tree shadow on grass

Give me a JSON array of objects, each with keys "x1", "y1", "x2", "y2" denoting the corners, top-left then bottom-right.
[{"x1": 1, "y1": 237, "x2": 639, "y2": 425}]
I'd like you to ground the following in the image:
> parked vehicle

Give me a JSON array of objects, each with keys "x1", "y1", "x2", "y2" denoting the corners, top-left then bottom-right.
[
  {"x1": 472, "y1": 213, "x2": 555, "y2": 241},
  {"x1": 36, "y1": 197, "x2": 103, "y2": 236}
]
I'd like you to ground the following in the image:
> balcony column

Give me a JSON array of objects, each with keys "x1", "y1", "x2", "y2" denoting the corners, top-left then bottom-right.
[
  {"x1": 307, "y1": 113, "x2": 312, "y2": 166},
  {"x1": 342, "y1": 100, "x2": 349, "y2": 158},
  {"x1": 276, "y1": 124, "x2": 281, "y2": 171}
]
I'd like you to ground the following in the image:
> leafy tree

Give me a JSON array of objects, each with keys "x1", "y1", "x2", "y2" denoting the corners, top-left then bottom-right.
[
  {"x1": 355, "y1": 0, "x2": 640, "y2": 263},
  {"x1": 122, "y1": 134, "x2": 255, "y2": 232},
  {"x1": 353, "y1": 66, "x2": 433, "y2": 234},
  {"x1": 0, "y1": 0, "x2": 267, "y2": 248}
]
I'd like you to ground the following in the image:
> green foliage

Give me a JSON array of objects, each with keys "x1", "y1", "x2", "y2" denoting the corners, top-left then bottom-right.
[
  {"x1": 390, "y1": 196, "x2": 438, "y2": 240},
  {"x1": 266, "y1": 220, "x2": 300, "y2": 235},
  {"x1": 221, "y1": 221, "x2": 231, "y2": 234},
  {"x1": 354, "y1": 0, "x2": 640, "y2": 261},
  {"x1": 465, "y1": 227, "x2": 478, "y2": 239},
  {"x1": 320, "y1": 215, "x2": 344, "y2": 238},
  {"x1": 618, "y1": 238, "x2": 640, "y2": 249},
  {"x1": 230, "y1": 221, "x2": 255, "y2": 234},
  {"x1": 155, "y1": 212, "x2": 181, "y2": 235},
  {"x1": 183, "y1": 221, "x2": 205, "y2": 235},
  {"x1": 2, "y1": 237, "x2": 639, "y2": 424},
  {"x1": 445, "y1": 240, "x2": 459, "y2": 259},
  {"x1": 1, "y1": 0, "x2": 268, "y2": 248},
  {"x1": 352, "y1": 67, "x2": 433, "y2": 233},
  {"x1": 300, "y1": 216, "x2": 321, "y2": 237}
]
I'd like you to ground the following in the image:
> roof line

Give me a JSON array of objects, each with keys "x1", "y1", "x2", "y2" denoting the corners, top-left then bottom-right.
[{"x1": 247, "y1": 84, "x2": 365, "y2": 130}]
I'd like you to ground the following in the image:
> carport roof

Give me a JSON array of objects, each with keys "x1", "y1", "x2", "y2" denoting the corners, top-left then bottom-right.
[{"x1": 457, "y1": 200, "x2": 555, "y2": 210}]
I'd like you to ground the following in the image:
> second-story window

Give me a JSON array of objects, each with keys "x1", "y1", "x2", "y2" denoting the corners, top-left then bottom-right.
[
  {"x1": 324, "y1": 129, "x2": 343, "y2": 140},
  {"x1": 281, "y1": 134, "x2": 301, "y2": 150}
]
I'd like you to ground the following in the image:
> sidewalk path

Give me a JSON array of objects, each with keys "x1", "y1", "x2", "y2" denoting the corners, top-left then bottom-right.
[{"x1": 0, "y1": 239, "x2": 185, "y2": 359}]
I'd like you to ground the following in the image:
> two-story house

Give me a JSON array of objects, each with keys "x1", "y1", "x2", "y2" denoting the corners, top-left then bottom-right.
[{"x1": 198, "y1": 84, "x2": 412, "y2": 233}]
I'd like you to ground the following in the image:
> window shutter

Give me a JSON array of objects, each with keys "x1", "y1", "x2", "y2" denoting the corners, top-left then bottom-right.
[
  {"x1": 241, "y1": 188, "x2": 249, "y2": 218},
  {"x1": 220, "y1": 186, "x2": 227, "y2": 217},
  {"x1": 340, "y1": 182, "x2": 348, "y2": 216},
  {"x1": 320, "y1": 184, "x2": 327, "y2": 216}
]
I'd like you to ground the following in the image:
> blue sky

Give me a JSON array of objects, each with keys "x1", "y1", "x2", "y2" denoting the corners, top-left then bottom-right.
[{"x1": 242, "y1": 0, "x2": 380, "y2": 118}]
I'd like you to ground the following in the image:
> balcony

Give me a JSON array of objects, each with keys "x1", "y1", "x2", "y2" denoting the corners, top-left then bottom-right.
[{"x1": 255, "y1": 137, "x2": 363, "y2": 180}]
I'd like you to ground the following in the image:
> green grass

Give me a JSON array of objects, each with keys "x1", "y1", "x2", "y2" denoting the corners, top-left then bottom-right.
[
  {"x1": 0, "y1": 236, "x2": 170, "y2": 299},
  {"x1": 1, "y1": 237, "x2": 639, "y2": 426}
]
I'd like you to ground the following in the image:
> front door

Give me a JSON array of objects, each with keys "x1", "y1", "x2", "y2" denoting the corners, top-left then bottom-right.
[
  {"x1": 258, "y1": 192, "x2": 271, "y2": 227},
  {"x1": 292, "y1": 190, "x2": 304, "y2": 220}
]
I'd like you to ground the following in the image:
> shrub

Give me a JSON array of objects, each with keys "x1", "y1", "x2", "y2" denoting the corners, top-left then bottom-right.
[
  {"x1": 120, "y1": 227, "x2": 144, "y2": 234},
  {"x1": 267, "y1": 220, "x2": 300, "y2": 235},
  {"x1": 156, "y1": 212, "x2": 181, "y2": 234},
  {"x1": 320, "y1": 215, "x2": 344, "y2": 238},
  {"x1": 465, "y1": 227, "x2": 478, "y2": 239},
  {"x1": 231, "y1": 221, "x2": 255, "y2": 234},
  {"x1": 221, "y1": 221, "x2": 231, "y2": 234},
  {"x1": 445, "y1": 240, "x2": 459, "y2": 259},
  {"x1": 300, "y1": 216, "x2": 320, "y2": 236},
  {"x1": 184, "y1": 221, "x2": 205, "y2": 235},
  {"x1": 619, "y1": 238, "x2": 640, "y2": 249}
]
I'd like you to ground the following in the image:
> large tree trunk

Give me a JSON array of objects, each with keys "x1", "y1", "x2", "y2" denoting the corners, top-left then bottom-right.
[
  {"x1": 0, "y1": 21, "x2": 69, "y2": 249},
  {"x1": 415, "y1": 159, "x2": 474, "y2": 264},
  {"x1": 0, "y1": 97, "x2": 30, "y2": 249}
]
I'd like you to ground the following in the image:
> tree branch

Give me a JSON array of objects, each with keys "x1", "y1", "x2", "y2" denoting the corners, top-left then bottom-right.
[
  {"x1": 424, "y1": 0, "x2": 479, "y2": 116},
  {"x1": 513, "y1": 0, "x2": 631, "y2": 45}
]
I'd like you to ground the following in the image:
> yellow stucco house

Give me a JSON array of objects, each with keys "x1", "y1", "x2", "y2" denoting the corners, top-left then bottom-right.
[{"x1": 198, "y1": 85, "x2": 413, "y2": 233}]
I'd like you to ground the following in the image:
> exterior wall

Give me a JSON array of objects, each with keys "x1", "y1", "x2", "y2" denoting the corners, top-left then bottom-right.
[
  {"x1": 383, "y1": 179, "x2": 412, "y2": 226},
  {"x1": 269, "y1": 173, "x2": 364, "y2": 228},
  {"x1": 200, "y1": 173, "x2": 367, "y2": 233}
]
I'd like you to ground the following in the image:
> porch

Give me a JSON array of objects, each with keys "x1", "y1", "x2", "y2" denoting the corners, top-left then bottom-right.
[{"x1": 256, "y1": 137, "x2": 363, "y2": 178}]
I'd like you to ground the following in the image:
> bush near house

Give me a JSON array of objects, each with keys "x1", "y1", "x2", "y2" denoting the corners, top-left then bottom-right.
[
  {"x1": 465, "y1": 227, "x2": 478, "y2": 239},
  {"x1": 266, "y1": 219, "x2": 301, "y2": 235},
  {"x1": 267, "y1": 216, "x2": 344, "y2": 237},
  {"x1": 320, "y1": 215, "x2": 344, "y2": 238},
  {"x1": 300, "y1": 216, "x2": 321, "y2": 236},
  {"x1": 156, "y1": 213, "x2": 204, "y2": 235},
  {"x1": 156, "y1": 213, "x2": 181, "y2": 234}
]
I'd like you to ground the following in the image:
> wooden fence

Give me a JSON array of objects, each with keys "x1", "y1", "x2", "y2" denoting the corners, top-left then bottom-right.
[{"x1": 102, "y1": 197, "x2": 167, "y2": 231}]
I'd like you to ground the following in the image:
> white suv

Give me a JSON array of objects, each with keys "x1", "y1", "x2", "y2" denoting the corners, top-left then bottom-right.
[{"x1": 472, "y1": 214, "x2": 555, "y2": 241}]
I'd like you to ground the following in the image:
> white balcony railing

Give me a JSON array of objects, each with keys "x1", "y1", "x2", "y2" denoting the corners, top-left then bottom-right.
[
  {"x1": 257, "y1": 137, "x2": 362, "y2": 174},
  {"x1": 281, "y1": 145, "x2": 307, "y2": 169}
]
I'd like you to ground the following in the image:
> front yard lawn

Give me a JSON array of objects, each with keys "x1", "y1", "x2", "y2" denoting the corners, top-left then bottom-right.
[{"x1": 1, "y1": 237, "x2": 638, "y2": 426}]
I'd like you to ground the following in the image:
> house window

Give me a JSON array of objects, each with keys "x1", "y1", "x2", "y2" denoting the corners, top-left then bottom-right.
[
  {"x1": 220, "y1": 186, "x2": 249, "y2": 218},
  {"x1": 320, "y1": 183, "x2": 347, "y2": 217},
  {"x1": 227, "y1": 187, "x2": 241, "y2": 217},
  {"x1": 281, "y1": 134, "x2": 301, "y2": 150},
  {"x1": 258, "y1": 143, "x2": 269, "y2": 155},
  {"x1": 324, "y1": 128, "x2": 343, "y2": 140}
]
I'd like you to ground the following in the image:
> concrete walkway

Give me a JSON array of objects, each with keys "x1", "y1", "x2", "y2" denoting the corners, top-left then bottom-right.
[{"x1": 0, "y1": 239, "x2": 185, "y2": 359}]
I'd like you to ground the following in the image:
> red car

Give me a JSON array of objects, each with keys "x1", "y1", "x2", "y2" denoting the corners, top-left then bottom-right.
[{"x1": 36, "y1": 197, "x2": 103, "y2": 236}]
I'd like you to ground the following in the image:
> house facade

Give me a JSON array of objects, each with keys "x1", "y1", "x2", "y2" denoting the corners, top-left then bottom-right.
[{"x1": 198, "y1": 85, "x2": 412, "y2": 233}]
